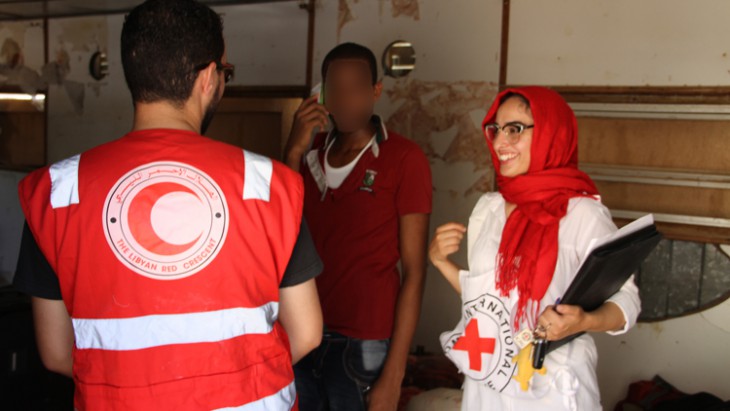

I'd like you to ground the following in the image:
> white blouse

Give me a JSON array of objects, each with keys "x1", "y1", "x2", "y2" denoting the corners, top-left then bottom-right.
[{"x1": 441, "y1": 192, "x2": 641, "y2": 411}]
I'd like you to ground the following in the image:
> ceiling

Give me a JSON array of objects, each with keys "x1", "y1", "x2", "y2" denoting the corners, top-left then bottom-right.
[{"x1": 0, "y1": 0, "x2": 296, "y2": 21}]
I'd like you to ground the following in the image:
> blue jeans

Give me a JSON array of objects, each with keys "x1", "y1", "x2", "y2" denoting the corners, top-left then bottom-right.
[{"x1": 294, "y1": 332, "x2": 389, "y2": 411}]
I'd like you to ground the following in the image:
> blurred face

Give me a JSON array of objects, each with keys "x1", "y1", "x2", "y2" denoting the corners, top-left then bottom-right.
[
  {"x1": 493, "y1": 96, "x2": 533, "y2": 177},
  {"x1": 324, "y1": 59, "x2": 380, "y2": 133}
]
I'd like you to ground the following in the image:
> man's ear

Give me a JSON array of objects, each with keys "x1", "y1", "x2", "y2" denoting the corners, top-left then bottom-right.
[
  {"x1": 373, "y1": 81, "x2": 383, "y2": 101},
  {"x1": 195, "y1": 62, "x2": 219, "y2": 100}
]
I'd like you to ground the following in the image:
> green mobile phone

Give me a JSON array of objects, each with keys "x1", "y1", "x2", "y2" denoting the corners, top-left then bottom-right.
[
  {"x1": 311, "y1": 82, "x2": 325, "y2": 105},
  {"x1": 318, "y1": 83, "x2": 325, "y2": 105}
]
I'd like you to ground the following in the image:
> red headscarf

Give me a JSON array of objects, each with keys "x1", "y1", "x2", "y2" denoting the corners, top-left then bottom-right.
[{"x1": 482, "y1": 86, "x2": 599, "y2": 328}]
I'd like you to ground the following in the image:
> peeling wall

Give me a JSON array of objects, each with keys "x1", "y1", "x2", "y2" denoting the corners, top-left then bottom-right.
[
  {"x1": 337, "y1": 0, "x2": 420, "y2": 39},
  {"x1": 43, "y1": 2, "x2": 310, "y2": 163},
  {"x1": 46, "y1": 14, "x2": 131, "y2": 162},
  {"x1": 0, "y1": 20, "x2": 45, "y2": 92}
]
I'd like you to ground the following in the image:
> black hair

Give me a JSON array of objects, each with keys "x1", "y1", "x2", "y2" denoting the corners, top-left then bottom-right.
[
  {"x1": 121, "y1": 0, "x2": 224, "y2": 105},
  {"x1": 321, "y1": 42, "x2": 378, "y2": 85},
  {"x1": 500, "y1": 92, "x2": 531, "y2": 109}
]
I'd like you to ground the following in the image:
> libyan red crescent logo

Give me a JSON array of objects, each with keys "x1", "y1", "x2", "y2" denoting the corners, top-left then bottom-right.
[{"x1": 103, "y1": 162, "x2": 229, "y2": 280}]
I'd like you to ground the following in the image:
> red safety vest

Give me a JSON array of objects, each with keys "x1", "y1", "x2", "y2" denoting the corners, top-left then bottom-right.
[{"x1": 18, "y1": 129, "x2": 303, "y2": 411}]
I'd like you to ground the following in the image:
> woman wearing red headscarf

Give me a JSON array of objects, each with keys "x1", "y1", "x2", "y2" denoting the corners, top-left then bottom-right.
[{"x1": 430, "y1": 86, "x2": 640, "y2": 410}]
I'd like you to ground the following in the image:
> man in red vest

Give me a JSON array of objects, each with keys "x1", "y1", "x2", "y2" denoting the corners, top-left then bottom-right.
[{"x1": 12, "y1": 0, "x2": 322, "y2": 409}]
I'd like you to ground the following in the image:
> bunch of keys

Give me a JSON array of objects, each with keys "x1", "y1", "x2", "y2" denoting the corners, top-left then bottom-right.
[
  {"x1": 514, "y1": 325, "x2": 549, "y2": 369},
  {"x1": 532, "y1": 335, "x2": 548, "y2": 369}
]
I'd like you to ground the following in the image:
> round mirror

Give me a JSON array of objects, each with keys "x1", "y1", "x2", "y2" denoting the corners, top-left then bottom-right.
[{"x1": 382, "y1": 40, "x2": 415, "y2": 78}]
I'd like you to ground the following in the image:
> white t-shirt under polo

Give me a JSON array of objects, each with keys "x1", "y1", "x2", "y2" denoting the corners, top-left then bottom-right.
[{"x1": 324, "y1": 136, "x2": 375, "y2": 189}]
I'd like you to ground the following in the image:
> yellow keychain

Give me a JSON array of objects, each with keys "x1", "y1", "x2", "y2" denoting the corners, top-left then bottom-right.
[{"x1": 512, "y1": 342, "x2": 547, "y2": 391}]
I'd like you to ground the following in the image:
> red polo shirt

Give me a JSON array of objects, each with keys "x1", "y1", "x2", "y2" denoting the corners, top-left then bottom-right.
[{"x1": 301, "y1": 116, "x2": 432, "y2": 340}]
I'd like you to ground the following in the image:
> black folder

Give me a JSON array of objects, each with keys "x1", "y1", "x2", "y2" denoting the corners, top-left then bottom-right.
[{"x1": 544, "y1": 217, "x2": 662, "y2": 354}]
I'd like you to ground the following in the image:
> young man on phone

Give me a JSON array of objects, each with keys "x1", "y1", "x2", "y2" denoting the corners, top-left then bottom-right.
[{"x1": 284, "y1": 42, "x2": 432, "y2": 411}]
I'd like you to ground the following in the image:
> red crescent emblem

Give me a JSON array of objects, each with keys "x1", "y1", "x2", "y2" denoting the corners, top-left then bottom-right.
[
  {"x1": 127, "y1": 182, "x2": 201, "y2": 255},
  {"x1": 103, "y1": 162, "x2": 228, "y2": 280}
]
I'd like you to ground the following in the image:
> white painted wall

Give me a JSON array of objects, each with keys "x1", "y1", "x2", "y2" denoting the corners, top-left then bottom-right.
[
  {"x1": 218, "y1": 2, "x2": 308, "y2": 86},
  {"x1": 508, "y1": 0, "x2": 730, "y2": 86},
  {"x1": 595, "y1": 300, "x2": 730, "y2": 407}
]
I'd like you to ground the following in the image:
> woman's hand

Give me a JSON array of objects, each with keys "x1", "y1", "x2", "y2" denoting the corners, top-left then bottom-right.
[
  {"x1": 428, "y1": 223, "x2": 466, "y2": 293},
  {"x1": 429, "y1": 222, "x2": 466, "y2": 266},
  {"x1": 536, "y1": 301, "x2": 626, "y2": 341},
  {"x1": 536, "y1": 304, "x2": 589, "y2": 341}
]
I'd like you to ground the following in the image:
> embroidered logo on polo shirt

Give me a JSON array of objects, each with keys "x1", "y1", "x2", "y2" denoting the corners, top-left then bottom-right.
[
  {"x1": 442, "y1": 293, "x2": 517, "y2": 392},
  {"x1": 360, "y1": 169, "x2": 378, "y2": 192},
  {"x1": 363, "y1": 169, "x2": 377, "y2": 187},
  {"x1": 103, "y1": 161, "x2": 229, "y2": 280}
]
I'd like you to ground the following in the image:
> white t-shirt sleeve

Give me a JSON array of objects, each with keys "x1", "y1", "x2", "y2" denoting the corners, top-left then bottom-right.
[{"x1": 605, "y1": 274, "x2": 641, "y2": 335}]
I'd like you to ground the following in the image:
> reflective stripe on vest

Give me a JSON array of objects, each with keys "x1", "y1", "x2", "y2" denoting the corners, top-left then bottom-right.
[
  {"x1": 214, "y1": 381, "x2": 295, "y2": 411},
  {"x1": 243, "y1": 150, "x2": 273, "y2": 202},
  {"x1": 72, "y1": 302, "x2": 278, "y2": 350},
  {"x1": 49, "y1": 154, "x2": 80, "y2": 209}
]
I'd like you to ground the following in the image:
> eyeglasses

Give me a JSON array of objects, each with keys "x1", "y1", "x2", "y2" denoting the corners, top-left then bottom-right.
[
  {"x1": 216, "y1": 61, "x2": 235, "y2": 83},
  {"x1": 194, "y1": 61, "x2": 235, "y2": 84},
  {"x1": 484, "y1": 122, "x2": 534, "y2": 145}
]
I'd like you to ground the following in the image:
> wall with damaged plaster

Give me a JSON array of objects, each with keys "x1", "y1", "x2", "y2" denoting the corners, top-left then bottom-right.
[
  {"x1": 45, "y1": 2, "x2": 310, "y2": 163},
  {"x1": 46, "y1": 15, "x2": 131, "y2": 162},
  {"x1": 314, "y1": 0, "x2": 730, "y2": 408},
  {"x1": 0, "y1": 20, "x2": 45, "y2": 92},
  {"x1": 42, "y1": 4, "x2": 312, "y2": 156}
]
